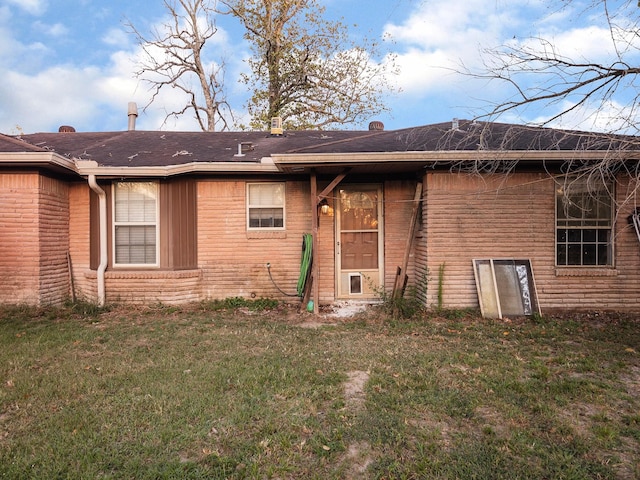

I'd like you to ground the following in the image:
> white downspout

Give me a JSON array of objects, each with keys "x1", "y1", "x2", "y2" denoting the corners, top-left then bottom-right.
[{"x1": 88, "y1": 175, "x2": 108, "y2": 306}]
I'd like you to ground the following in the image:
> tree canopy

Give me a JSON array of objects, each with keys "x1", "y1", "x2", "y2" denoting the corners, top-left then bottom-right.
[
  {"x1": 219, "y1": 0, "x2": 397, "y2": 130},
  {"x1": 130, "y1": 0, "x2": 398, "y2": 131}
]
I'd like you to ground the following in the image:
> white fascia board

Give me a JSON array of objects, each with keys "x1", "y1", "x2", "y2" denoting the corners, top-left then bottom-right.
[
  {"x1": 270, "y1": 150, "x2": 638, "y2": 166},
  {"x1": 75, "y1": 159, "x2": 280, "y2": 177},
  {"x1": 0, "y1": 151, "x2": 78, "y2": 172}
]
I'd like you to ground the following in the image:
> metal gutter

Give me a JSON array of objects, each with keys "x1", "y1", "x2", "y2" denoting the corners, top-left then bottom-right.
[
  {"x1": 269, "y1": 150, "x2": 640, "y2": 173},
  {"x1": 0, "y1": 151, "x2": 79, "y2": 172},
  {"x1": 270, "y1": 149, "x2": 639, "y2": 164},
  {"x1": 74, "y1": 159, "x2": 280, "y2": 177}
]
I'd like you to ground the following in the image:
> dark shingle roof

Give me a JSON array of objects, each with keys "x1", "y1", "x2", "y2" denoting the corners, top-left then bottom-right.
[{"x1": 5, "y1": 121, "x2": 637, "y2": 168}]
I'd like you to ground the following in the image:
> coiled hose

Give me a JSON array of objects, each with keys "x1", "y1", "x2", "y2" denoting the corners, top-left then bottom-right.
[{"x1": 296, "y1": 233, "x2": 313, "y2": 297}]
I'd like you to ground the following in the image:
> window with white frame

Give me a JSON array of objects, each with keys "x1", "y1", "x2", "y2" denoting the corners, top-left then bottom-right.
[
  {"x1": 556, "y1": 177, "x2": 613, "y2": 266},
  {"x1": 113, "y1": 182, "x2": 159, "y2": 266},
  {"x1": 247, "y1": 182, "x2": 285, "y2": 229}
]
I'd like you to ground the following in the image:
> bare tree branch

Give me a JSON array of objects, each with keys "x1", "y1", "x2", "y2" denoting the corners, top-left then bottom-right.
[
  {"x1": 127, "y1": 0, "x2": 233, "y2": 131},
  {"x1": 466, "y1": 0, "x2": 640, "y2": 135},
  {"x1": 435, "y1": 0, "x2": 640, "y2": 206}
]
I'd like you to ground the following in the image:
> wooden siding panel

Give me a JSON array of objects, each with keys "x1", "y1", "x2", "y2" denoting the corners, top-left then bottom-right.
[{"x1": 160, "y1": 178, "x2": 197, "y2": 269}]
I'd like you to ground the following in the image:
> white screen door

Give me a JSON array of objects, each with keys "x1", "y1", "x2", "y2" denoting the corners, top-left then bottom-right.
[{"x1": 336, "y1": 185, "x2": 383, "y2": 298}]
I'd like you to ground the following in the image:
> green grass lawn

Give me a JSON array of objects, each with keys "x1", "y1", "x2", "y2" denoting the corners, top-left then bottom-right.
[{"x1": 1, "y1": 302, "x2": 639, "y2": 479}]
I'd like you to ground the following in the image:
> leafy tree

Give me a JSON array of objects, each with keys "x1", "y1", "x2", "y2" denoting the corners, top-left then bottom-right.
[
  {"x1": 218, "y1": 0, "x2": 398, "y2": 130},
  {"x1": 127, "y1": 0, "x2": 233, "y2": 131},
  {"x1": 130, "y1": 0, "x2": 397, "y2": 131}
]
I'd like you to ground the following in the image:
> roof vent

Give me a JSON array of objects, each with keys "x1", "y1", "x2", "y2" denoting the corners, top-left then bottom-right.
[
  {"x1": 368, "y1": 120, "x2": 384, "y2": 131},
  {"x1": 128, "y1": 102, "x2": 138, "y2": 131},
  {"x1": 452, "y1": 118, "x2": 460, "y2": 130},
  {"x1": 58, "y1": 125, "x2": 76, "y2": 133},
  {"x1": 234, "y1": 142, "x2": 254, "y2": 157},
  {"x1": 270, "y1": 117, "x2": 283, "y2": 136}
]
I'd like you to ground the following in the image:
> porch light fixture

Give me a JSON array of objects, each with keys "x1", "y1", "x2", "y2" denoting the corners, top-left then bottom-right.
[{"x1": 319, "y1": 198, "x2": 330, "y2": 215}]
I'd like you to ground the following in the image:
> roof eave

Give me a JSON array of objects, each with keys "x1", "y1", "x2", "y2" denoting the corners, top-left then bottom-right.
[
  {"x1": 75, "y1": 159, "x2": 280, "y2": 178},
  {"x1": 270, "y1": 150, "x2": 640, "y2": 173},
  {"x1": 0, "y1": 151, "x2": 79, "y2": 174}
]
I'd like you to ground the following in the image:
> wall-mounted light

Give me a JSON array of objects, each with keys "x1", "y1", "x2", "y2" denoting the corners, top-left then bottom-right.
[{"x1": 319, "y1": 198, "x2": 330, "y2": 215}]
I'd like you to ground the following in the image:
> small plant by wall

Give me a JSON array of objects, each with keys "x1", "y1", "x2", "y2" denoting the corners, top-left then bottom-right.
[
  {"x1": 369, "y1": 271, "x2": 429, "y2": 320},
  {"x1": 437, "y1": 263, "x2": 445, "y2": 310}
]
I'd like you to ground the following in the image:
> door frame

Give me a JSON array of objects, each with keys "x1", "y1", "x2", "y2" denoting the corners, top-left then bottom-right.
[{"x1": 335, "y1": 183, "x2": 384, "y2": 299}]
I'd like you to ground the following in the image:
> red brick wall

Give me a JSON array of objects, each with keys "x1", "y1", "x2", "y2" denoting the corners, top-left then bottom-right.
[
  {"x1": 196, "y1": 179, "x2": 313, "y2": 301},
  {"x1": 0, "y1": 173, "x2": 40, "y2": 304},
  {"x1": 68, "y1": 182, "x2": 95, "y2": 302},
  {"x1": 38, "y1": 176, "x2": 70, "y2": 305},
  {"x1": 418, "y1": 171, "x2": 640, "y2": 311},
  {"x1": 0, "y1": 173, "x2": 70, "y2": 305},
  {"x1": 383, "y1": 180, "x2": 421, "y2": 297}
]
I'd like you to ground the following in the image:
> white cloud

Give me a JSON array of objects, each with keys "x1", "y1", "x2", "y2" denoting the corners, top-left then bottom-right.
[
  {"x1": 5, "y1": 0, "x2": 47, "y2": 16},
  {"x1": 1, "y1": 66, "x2": 103, "y2": 133},
  {"x1": 532, "y1": 98, "x2": 633, "y2": 133},
  {"x1": 519, "y1": 24, "x2": 638, "y2": 64},
  {"x1": 382, "y1": 0, "x2": 534, "y2": 96},
  {"x1": 0, "y1": 8, "x2": 248, "y2": 134},
  {"x1": 380, "y1": 0, "x2": 640, "y2": 130},
  {"x1": 102, "y1": 28, "x2": 132, "y2": 48},
  {"x1": 33, "y1": 21, "x2": 68, "y2": 37},
  {"x1": 0, "y1": 10, "x2": 53, "y2": 71}
]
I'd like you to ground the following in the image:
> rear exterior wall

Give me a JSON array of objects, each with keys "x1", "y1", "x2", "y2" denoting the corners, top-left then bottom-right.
[
  {"x1": 419, "y1": 171, "x2": 640, "y2": 311},
  {"x1": 197, "y1": 179, "x2": 313, "y2": 302}
]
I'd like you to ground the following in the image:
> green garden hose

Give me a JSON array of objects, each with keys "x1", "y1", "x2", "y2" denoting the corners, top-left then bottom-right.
[
  {"x1": 296, "y1": 233, "x2": 313, "y2": 297},
  {"x1": 266, "y1": 233, "x2": 313, "y2": 297}
]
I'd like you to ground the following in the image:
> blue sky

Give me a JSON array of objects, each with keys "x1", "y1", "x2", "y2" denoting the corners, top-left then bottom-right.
[{"x1": 0, "y1": 0, "x2": 637, "y2": 134}]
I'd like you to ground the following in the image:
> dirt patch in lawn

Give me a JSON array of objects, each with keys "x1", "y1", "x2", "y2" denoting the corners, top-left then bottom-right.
[
  {"x1": 344, "y1": 370, "x2": 369, "y2": 406},
  {"x1": 341, "y1": 370, "x2": 373, "y2": 478}
]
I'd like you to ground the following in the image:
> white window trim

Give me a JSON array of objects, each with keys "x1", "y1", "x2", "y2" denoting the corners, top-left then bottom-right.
[
  {"x1": 112, "y1": 181, "x2": 160, "y2": 268},
  {"x1": 246, "y1": 182, "x2": 286, "y2": 231}
]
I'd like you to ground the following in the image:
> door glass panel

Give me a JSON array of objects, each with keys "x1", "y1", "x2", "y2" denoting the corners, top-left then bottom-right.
[{"x1": 339, "y1": 190, "x2": 379, "y2": 230}]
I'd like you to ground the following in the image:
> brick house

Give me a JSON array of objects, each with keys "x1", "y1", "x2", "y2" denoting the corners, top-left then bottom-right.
[{"x1": 1, "y1": 120, "x2": 639, "y2": 314}]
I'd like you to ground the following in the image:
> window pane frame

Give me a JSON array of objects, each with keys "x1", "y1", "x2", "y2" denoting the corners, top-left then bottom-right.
[
  {"x1": 247, "y1": 182, "x2": 286, "y2": 230},
  {"x1": 113, "y1": 182, "x2": 159, "y2": 267},
  {"x1": 555, "y1": 178, "x2": 613, "y2": 267}
]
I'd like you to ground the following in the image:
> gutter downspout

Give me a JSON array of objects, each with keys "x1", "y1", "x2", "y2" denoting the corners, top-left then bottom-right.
[{"x1": 88, "y1": 175, "x2": 107, "y2": 306}]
